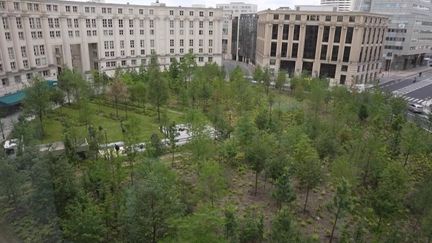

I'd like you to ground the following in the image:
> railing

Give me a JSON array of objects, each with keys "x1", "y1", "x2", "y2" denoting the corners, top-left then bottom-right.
[{"x1": 0, "y1": 83, "x2": 26, "y2": 97}]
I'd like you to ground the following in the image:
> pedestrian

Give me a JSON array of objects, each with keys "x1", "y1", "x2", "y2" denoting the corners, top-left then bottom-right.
[
  {"x1": 413, "y1": 77, "x2": 417, "y2": 83},
  {"x1": 419, "y1": 72, "x2": 422, "y2": 77}
]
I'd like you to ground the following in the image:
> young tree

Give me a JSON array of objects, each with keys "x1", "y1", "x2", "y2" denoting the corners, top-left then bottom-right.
[
  {"x1": 0, "y1": 158, "x2": 25, "y2": 205},
  {"x1": 292, "y1": 135, "x2": 323, "y2": 213},
  {"x1": 179, "y1": 52, "x2": 197, "y2": 85},
  {"x1": 328, "y1": 178, "x2": 353, "y2": 243},
  {"x1": 371, "y1": 164, "x2": 409, "y2": 234},
  {"x1": 107, "y1": 77, "x2": 129, "y2": 119},
  {"x1": 147, "y1": 133, "x2": 163, "y2": 158},
  {"x1": 123, "y1": 161, "x2": 184, "y2": 243},
  {"x1": 58, "y1": 67, "x2": 74, "y2": 104},
  {"x1": 24, "y1": 77, "x2": 53, "y2": 137},
  {"x1": 253, "y1": 65, "x2": 264, "y2": 83},
  {"x1": 224, "y1": 206, "x2": 238, "y2": 242},
  {"x1": 245, "y1": 132, "x2": 275, "y2": 196},
  {"x1": 358, "y1": 104, "x2": 369, "y2": 122},
  {"x1": 272, "y1": 168, "x2": 296, "y2": 209},
  {"x1": 271, "y1": 207, "x2": 302, "y2": 242},
  {"x1": 62, "y1": 196, "x2": 107, "y2": 243},
  {"x1": 166, "y1": 122, "x2": 179, "y2": 167},
  {"x1": 165, "y1": 207, "x2": 225, "y2": 243},
  {"x1": 147, "y1": 55, "x2": 169, "y2": 125},
  {"x1": 400, "y1": 122, "x2": 424, "y2": 167},
  {"x1": 275, "y1": 70, "x2": 287, "y2": 91},
  {"x1": 262, "y1": 67, "x2": 271, "y2": 95},
  {"x1": 238, "y1": 208, "x2": 264, "y2": 243},
  {"x1": 129, "y1": 82, "x2": 147, "y2": 111},
  {"x1": 197, "y1": 160, "x2": 227, "y2": 207}
]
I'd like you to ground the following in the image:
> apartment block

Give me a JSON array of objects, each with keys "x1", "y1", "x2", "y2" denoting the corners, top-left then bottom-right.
[
  {"x1": 321, "y1": 0, "x2": 353, "y2": 12},
  {"x1": 0, "y1": 0, "x2": 224, "y2": 96},
  {"x1": 256, "y1": 10, "x2": 388, "y2": 86},
  {"x1": 353, "y1": 0, "x2": 432, "y2": 70},
  {"x1": 216, "y1": 2, "x2": 257, "y2": 60}
]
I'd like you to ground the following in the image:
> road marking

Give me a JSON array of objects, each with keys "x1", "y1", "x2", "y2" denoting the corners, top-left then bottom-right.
[{"x1": 392, "y1": 78, "x2": 432, "y2": 95}]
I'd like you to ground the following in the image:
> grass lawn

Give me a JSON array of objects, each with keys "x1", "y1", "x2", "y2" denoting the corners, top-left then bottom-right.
[{"x1": 40, "y1": 101, "x2": 184, "y2": 144}]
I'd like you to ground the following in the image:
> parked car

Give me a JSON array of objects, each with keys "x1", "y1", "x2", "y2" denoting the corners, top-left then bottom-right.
[{"x1": 408, "y1": 103, "x2": 424, "y2": 114}]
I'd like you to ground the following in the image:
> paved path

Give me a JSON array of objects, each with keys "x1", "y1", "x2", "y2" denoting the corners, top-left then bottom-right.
[
  {"x1": 392, "y1": 78, "x2": 432, "y2": 96},
  {"x1": 0, "y1": 111, "x2": 21, "y2": 142}
]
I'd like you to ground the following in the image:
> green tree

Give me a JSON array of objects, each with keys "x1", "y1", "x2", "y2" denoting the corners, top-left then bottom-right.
[
  {"x1": 24, "y1": 77, "x2": 53, "y2": 137},
  {"x1": 400, "y1": 122, "x2": 424, "y2": 167},
  {"x1": 253, "y1": 65, "x2": 264, "y2": 83},
  {"x1": 197, "y1": 160, "x2": 227, "y2": 207},
  {"x1": 271, "y1": 207, "x2": 302, "y2": 242},
  {"x1": 224, "y1": 206, "x2": 238, "y2": 242},
  {"x1": 245, "y1": 132, "x2": 275, "y2": 196},
  {"x1": 0, "y1": 158, "x2": 25, "y2": 205},
  {"x1": 371, "y1": 164, "x2": 409, "y2": 234},
  {"x1": 422, "y1": 209, "x2": 432, "y2": 243},
  {"x1": 165, "y1": 207, "x2": 225, "y2": 243},
  {"x1": 147, "y1": 133, "x2": 163, "y2": 158},
  {"x1": 262, "y1": 67, "x2": 271, "y2": 95},
  {"x1": 179, "y1": 52, "x2": 197, "y2": 85},
  {"x1": 123, "y1": 161, "x2": 184, "y2": 243},
  {"x1": 107, "y1": 77, "x2": 129, "y2": 119},
  {"x1": 275, "y1": 70, "x2": 287, "y2": 91},
  {"x1": 166, "y1": 122, "x2": 179, "y2": 167},
  {"x1": 58, "y1": 67, "x2": 75, "y2": 104},
  {"x1": 293, "y1": 135, "x2": 323, "y2": 213},
  {"x1": 239, "y1": 208, "x2": 264, "y2": 243},
  {"x1": 358, "y1": 104, "x2": 369, "y2": 122},
  {"x1": 129, "y1": 82, "x2": 147, "y2": 111},
  {"x1": 328, "y1": 178, "x2": 353, "y2": 243},
  {"x1": 147, "y1": 55, "x2": 169, "y2": 125},
  {"x1": 272, "y1": 168, "x2": 296, "y2": 208},
  {"x1": 62, "y1": 196, "x2": 107, "y2": 243}
]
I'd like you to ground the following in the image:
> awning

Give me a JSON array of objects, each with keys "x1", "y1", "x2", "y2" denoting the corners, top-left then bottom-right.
[{"x1": 0, "y1": 91, "x2": 25, "y2": 107}]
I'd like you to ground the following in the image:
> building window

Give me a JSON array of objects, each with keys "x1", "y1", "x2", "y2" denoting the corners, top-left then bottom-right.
[
  {"x1": 293, "y1": 25, "x2": 300, "y2": 40},
  {"x1": 180, "y1": 10, "x2": 184, "y2": 16},
  {"x1": 5, "y1": 32, "x2": 11, "y2": 40},
  {"x1": 272, "y1": 24, "x2": 278, "y2": 39},
  {"x1": 332, "y1": 46, "x2": 339, "y2": 61},
  {"x1": 292, "y1": 43, "x2": 298, "y2": 58},
  {"x1": 18, "y1": 32, "x2": 24, "y2": 40},
  {"x1": 199, "y1": 11, "x2": 204, "y2": 17},
  {"x1": 189, "y1": 11, "x2": 194, "y2": 16},
  {"x1": 189, "y1": 39, "x2": 193, "y2": 46},
  {"x1": 274, "y1": 14, "x2": 279, "y2": 20},
  {"x1": 169, "y1": 10, "x2": 174, "y2": 15},
  {"x1": 337, "y1": 16, "x2": 343, "y2": 22},
  {"x1": 346, "y1": 27, "x2": 353, "y2": 44},
  {"x1": 334, "y1": 27, "x2": 342, "y2": 43},
  {"x1": 320, "y1": 45, "x2": 327, "y2": 60},
  {"x1": 2, "y1": 17, "x2": 8, "y2": 29},
  {"x1": 170, "y1": 39, "x2": 174, "y2": 47},
  {"x1": 8, "y1": 47, "x2": 14, "y2": 59},
  {"x1": 343, "y1": 46, "x2": 351, "y2": 62}
]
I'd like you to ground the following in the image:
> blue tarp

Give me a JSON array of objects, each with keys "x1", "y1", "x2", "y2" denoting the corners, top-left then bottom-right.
[
  {"x1": 0, "y1": 80, "x2": 57, "y2": 107},
  {"x1": 0, "y1": 91, "x2": 25, "y2": 107}
]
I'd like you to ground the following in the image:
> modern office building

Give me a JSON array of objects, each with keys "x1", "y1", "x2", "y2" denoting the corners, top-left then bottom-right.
[
  {"x1": 231, "y1": 14, "x2": 258, "y2": 64},
  {"x1": 216, "y1": 2, "x2": 257, "y2": 59},
  {"x1": 320, "y1": 0, "x2": 353, "y2": 12},
  {"x1": 0, "y1": 0, "x2": 224, "y2": 96},
  {"x1": 256, "y1": 9, "x2": 388, "y2": 86},
  {"x1": 353, "y1": 0, "x2": 432, "y2": 70}
]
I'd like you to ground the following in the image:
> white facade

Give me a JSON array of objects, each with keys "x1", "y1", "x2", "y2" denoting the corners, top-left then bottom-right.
[
  {"x1": 0, "y1": 0, "x2": 224, "y2": 96},
  {"x1": 216, "y1": 2, "x2": 257, "y2": 59},
  {"x1": 320, "y1": 0, "x2": 353, "y2": 12}
]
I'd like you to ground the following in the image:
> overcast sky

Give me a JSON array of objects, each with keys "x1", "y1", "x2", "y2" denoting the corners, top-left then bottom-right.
[{"x1": 102, "y1": 0, "x2": 321, "y2": 10}]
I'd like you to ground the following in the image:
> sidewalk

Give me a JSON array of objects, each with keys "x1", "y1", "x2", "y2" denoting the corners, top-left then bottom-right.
[{"x1": 380, "y1": 66, "x2": 432, "y2": 85}]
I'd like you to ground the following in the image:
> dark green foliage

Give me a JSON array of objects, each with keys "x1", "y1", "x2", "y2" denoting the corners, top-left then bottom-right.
[
  {"x1": 122, "y1": 161, "x2": 184, "y2": 243},
  {"x1": 238, "y1": 209, "x2": 264, "y2": 243},
  {"x1": 271, "y1": 207, "x2": 302, "y2": 242}
]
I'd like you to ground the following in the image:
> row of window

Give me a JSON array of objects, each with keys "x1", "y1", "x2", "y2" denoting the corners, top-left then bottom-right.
[
  {"x1": 271, "y1": 25, "x2": 355, "y2": 44},
  {"x1": 104, "y1": 56, "x2": 213, "y2": 68},
  {"x1": 103, "y1": 39, "x2": 214, "y2": 50},
  {"x1": 104, "y1": 47, "x2": 214, "y2": 58},
  {"x1": 1, "y1": 71, "x2": 50, "y2": 87},
  {"x1": 273, "y1": 14, "x2": 357, "y2": 23}
]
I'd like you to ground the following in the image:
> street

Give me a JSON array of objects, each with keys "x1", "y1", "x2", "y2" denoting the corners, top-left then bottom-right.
[{"x1": 380, "y1": 70, "x2": 432, "y2": 107}]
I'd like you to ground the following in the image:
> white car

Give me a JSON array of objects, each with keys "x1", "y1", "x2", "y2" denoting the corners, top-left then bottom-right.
[{"x1": 408, "y1": 103, "x2": 424, "y2": 114}]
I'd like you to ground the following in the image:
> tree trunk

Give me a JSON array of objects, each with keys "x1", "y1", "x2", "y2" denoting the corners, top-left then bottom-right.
[
  {"x1": 129, "y1": 159, "x2": 134, "y2": 185},
  {"x1": 254, "y1": 171, "x2": 259, "y2": 196},
  {"x1": 157, "y1": 105, "x2": 161, "y2": 125},
  {"x1": 171, "y1": 149, "x2": 175, "y2": 167},
  {"x1": 303, "y1": 186, "x2": 310, "y2": 213},
  {"x1": 329, "y1": 207, "x2": 340, "y2": 243},
  {"x1": 39, "y1": 110, "x2": 44, "y2": 137},
  {"x1": 403, "y1": 153, "x2": 410, "y2": 167},
  {"x1": 114, "y1": 98, "x2": 119, "y2": 119}
]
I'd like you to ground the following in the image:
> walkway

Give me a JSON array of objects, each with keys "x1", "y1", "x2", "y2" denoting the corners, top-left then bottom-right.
[{"x1": 380, "y1": 66, "x2": 432, "y2": 85}]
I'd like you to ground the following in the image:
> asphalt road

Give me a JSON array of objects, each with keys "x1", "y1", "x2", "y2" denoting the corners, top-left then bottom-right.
[{"x1": 406, "y1": 83, "x2": 432, "y2": 101}]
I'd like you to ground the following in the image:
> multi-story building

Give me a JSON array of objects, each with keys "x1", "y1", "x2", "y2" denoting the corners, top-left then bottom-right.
[
  {"x1": 216, "y1": 2, "x2": 257, "y2": 60},
  {"x1": 0, "y1": 0, "x2": 224, "y2": 96},
  {"x1": 231, "y1": 14, "x2": 258, "y2": 64},
  {"x1": 320, "y1": 0, "x2": 353, "y2": 12},
  {"x1": 256, "y1": 9, "x2": 388, "y2": 86},
  {"x1": 353, "y1": 0, "x2": 432, "y2": 70}
]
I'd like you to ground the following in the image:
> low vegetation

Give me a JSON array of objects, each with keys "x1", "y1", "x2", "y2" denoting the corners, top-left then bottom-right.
[{"x1": 1, "y1": 53, "x2": 432, "y2": 243}]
